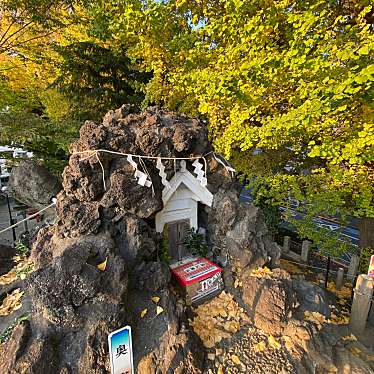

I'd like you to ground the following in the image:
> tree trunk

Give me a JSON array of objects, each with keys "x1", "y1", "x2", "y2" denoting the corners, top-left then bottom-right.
[{"x1": 359, "y1": 217, "x2": 374, "y2": 249}]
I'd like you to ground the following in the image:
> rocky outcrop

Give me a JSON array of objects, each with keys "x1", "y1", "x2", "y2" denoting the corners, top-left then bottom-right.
[
  {"x1": 241, "y1": 269, "x2": 298, "y2": 334},
  {"x1": 8, "y1": 160, "x2": 62, "y2": 213},
  {"x1": 133, "y1": 261, "x2": 171, "y2": 292},
  {"x1": 241, "y1": 268, "x2": 329, "y2": 335},
  {"x1": 204, "y1": 188, "x2": 281, "y2": 270},
  {"x1": 0, "y1": 244, "x2": 16, "y2": 275},
  {"x1": 1, "y1": 232, "x2": 128, "y2": 373},
  {"x1": 111, "y1": 214, "x2": 158, "y2": 266},
  {"x1": 127, "y1": 288, "x2": 203, "y2": 373},
  {"x1": 293, "y1": 280, "x2": 330, "y2": 318},
  {"x1": 1, "y1": 105, "x2": 283, "y2": 373}
]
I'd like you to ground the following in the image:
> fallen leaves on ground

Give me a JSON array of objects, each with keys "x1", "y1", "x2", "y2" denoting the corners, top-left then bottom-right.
[
  {"x1": 233, "y1": 278, "x2": 242, "y2": 288},
  {"x1": 280, "y1": 259, "x2": 303, "y2": 275},
  {"x1": 268, "y1": 335, "x2": 281, "y2": 350},
  {"x1": 231, "y1": 354, "x2": 241, "y2": 365},
  {"x1": 151, "y1": 296, "x2": 160, "y2": 303},
  {"x1": 0, "y1": 288, "x2": 24, "y2": 316},
  {"x1": 304, "y1": 311, "x2": 326, "y2": 325},
  {"x1": 189, "y1": 291, "x2": 250, "y2": 348},
  {"x1": 97, "y1": 258, "x2": 107, "y2": 271},
  {"x1": 349, "y1": 347, "x2": 362, "y2": 357},
  {"x1": 232, "y1": 260, "x2": 243, "y2": 288},
  {"x1": 327, "y1": 281, "x2": 352, "y2": 300},
  {"x1": 341, "y1": 334, "x2": 357, "y2": 342},
  {"x1": 156, "y1": 306, "x2": 164, "y2": 316},
  {"x1": 140, "y1": 308, "x2": 148, "y2": 318},
  {"x1": 250, "y1": 266, "x2": 273, "y2": 279},
  {"x1": 0, "y1": 270, "x2": 17, "y2": 285},
  {"x1": 253, "y1": 341, "x2": 267, "y2": 352},
  {"x1": 337, "y1": 299, "x2": 347, "y2": 306},
  {"x1": 0, "y1": 256, "x2": 34, "y2": 285},
  {"x1": 329, "y1": 312, "x2": 349, "y2": 325},
  {"x1": 283, "y1": 336, "x2": 294, "y2": 352}
]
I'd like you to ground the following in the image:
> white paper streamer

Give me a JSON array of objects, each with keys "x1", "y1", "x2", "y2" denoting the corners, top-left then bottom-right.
[
  {"x1": 138, "y1": 157, "x2": 153, "y2": 190},
  {"x1": 127, "y1": 155, "x2": 152, "y2": 187},
  {"x1": 192, "y1": 159, "x2": 207, "y2": 187},
  {"x1": 156, "y1": 158, "x2": 171, "y2": 189},
  {"x1": 213, "y1": 152, "x2": 235, "y2": 175},
  {"x1": 74, "y1": 149, "x2": 235, "y2": 191},
  {"x1": 126, "y1": 154, "x2": 137, "y2": 169}
]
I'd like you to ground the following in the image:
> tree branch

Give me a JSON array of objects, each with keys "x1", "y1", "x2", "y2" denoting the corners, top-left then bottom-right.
[
  {"x1": 0, "y1": 18, "x2": 17, "y2": 45},
  {"x1": 0, "y1": 28, "x2": 59, "y2": 54},
  {"x1": 0, "y1": 21, "x2": 34, "y2": 49},
  {"x1": 0, "y1": 8, "x2": 27, "y2": 45}
]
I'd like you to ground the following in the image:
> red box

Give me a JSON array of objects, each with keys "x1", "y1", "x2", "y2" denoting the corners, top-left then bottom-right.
[{"x1": 170, "y1": 257, "x2": 223, "y2": 304}]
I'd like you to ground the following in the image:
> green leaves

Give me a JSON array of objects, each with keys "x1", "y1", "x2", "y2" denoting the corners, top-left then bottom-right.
[
  {"x1": 0, "y1": 2, "x2": 150, "y2": 173},
  {"x1": 92, "y1": 0, "x2": 374, "y2": 239},
  {"x1": 1, "y1": 0, "x2": 373, "y2": 249}
]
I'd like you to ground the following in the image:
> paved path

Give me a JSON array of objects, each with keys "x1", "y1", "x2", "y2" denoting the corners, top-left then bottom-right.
[{"x1": 0, "y1": 197, "x2": 37, "y2": 247}]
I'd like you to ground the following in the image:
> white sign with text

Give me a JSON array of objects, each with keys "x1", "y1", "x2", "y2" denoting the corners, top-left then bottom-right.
[{"x1": 108, "y1": 326, "x2": 134, "y2": 374}]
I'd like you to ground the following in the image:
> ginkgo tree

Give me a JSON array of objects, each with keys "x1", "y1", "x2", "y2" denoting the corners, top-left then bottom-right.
[
  {"x1": 0, "y1": 0, "x2": 88, "y2": 170},
  {"x1": 89, "y1": 0, "x2": 374, "y2": 255},
  {"x1": 0, "y1": 0, "x2": 149, "y2": 172}
]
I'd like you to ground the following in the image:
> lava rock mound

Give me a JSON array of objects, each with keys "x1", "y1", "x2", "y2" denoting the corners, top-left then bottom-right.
[{"x1": 1, "y1": 106, "x2": 281, "y2": 374}]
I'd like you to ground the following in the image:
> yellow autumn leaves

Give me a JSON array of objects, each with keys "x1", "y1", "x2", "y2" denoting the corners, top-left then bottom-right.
[
  {"x1": 0, "y1": 288, "x2": 23, "y2": 316},
  {"x1": 304, "y1": 310, "x2": 350, "y2": 326},
  {"x1": 0, "y1": 256, "x2": 30, "y2": 317},
  {"x1": 302, "y1": 281, "x2": 352, "y2": 327},
  {"x1": 233, "y1": 265, "x2": 276, "y2": 287},
  {"x1": 230, "y1": 354, "x2": 241, "y2": 365},
  {"x1": 280, "y1": 259, "x2": 304, "y2": 275},
  {"x1": 140, "y1": 296, "x2": 163, "y2": 318},
  {"x1": 156, "y1": 306, "x2": 164, "y2": 316},
  {"x1": 340, "y1": 334, "x2": 374, "y2": 361},
  {"x1": 189, "y1": 291, "x2": 250, "y2": 348},
  {"x1": 97, "y1": 258, "x2": 107, "y2": 271},
  {"x1": 327, "y1": 281, "x2": 352, "y2": 300},
  {"x1": 250, "y1": 267, "x2": 273, "y2": 279},
  {"x1": 0, "y1": 255, "x2": 34, "y2": 285},
  {"x1": 304, "y1": 311, "x2": 327, "y2": 325},
  {"x1": 252, "y1": 335, "x2": 285, "y2": 353},
  {"x1": 140, "y1": 309, "x2": 148, "y2": 318}
]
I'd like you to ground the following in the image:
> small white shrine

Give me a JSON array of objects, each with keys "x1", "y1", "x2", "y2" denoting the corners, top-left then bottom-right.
[
  {"x1": 155, "y1": 160, "x2": 213, "y2": 233},
  {"x1": 74, "y1": 146, "x2": 233, "y2": 260}
]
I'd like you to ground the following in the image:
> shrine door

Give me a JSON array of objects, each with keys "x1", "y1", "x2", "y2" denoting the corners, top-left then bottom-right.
[{"x1": 168, "y1": 220, "x2": 190, "y2": 261}]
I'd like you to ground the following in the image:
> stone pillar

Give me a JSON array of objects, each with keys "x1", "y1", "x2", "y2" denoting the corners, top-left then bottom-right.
[
  {"x1": 336, "y1": 268, "x2": 344, "y2": 290},
  {"x1": 349, "y1": 275, "x2": 374, "y2": 335},
  {"x1": 347, "y1": 254, "x2": 359, "y2": 281},
  {"x1": 301, "y1": 240, "x2": 311, "y2": 263},
  {"x1": 283, "y1": 236, "x2": 290, "y2": 253}
]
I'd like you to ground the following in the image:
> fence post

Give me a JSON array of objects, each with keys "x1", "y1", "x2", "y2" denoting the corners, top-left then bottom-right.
[
  {"x1": 336, "y1": 267, "x2": 344, "y2": 290},
  {"x1": 349, "y1": 274, "x2": 374, "y2": 335},
  {"x1": 301, "y1": 240, "x2": 311, "y2": 263},
  {"x1": 283, "y1": 236, "x2": 290, "y2": 253},
  {"x1": 347, "y1": 254, "x2": 359, "y2": 281},
  {"x1": 324, "y1": 256, "x2": 331, "y2": 289}
]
